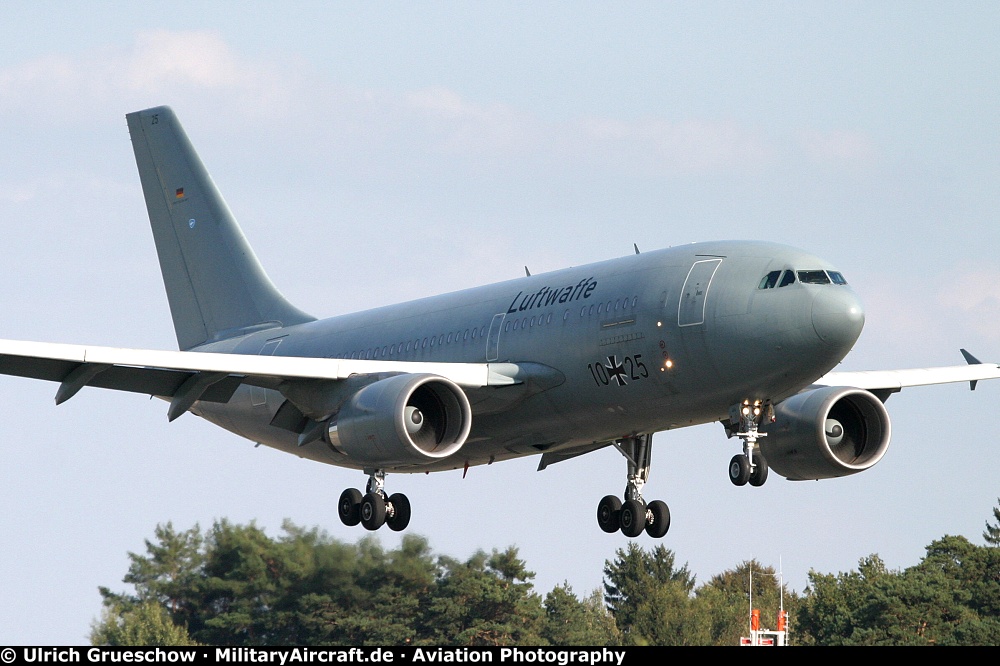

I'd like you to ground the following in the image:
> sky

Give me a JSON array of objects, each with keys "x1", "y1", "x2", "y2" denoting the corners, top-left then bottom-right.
[{"x1": 2, "y1": 1, "x2": 1000, "y2": 645}]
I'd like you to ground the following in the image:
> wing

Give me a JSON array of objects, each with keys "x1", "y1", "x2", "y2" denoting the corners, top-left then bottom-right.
[
  {"x1": 0, "y1": 338, "x2": 520, "y2": 421},
  {"x1": 816, "y1": 349, "x2": 1000, "y2": 398}
]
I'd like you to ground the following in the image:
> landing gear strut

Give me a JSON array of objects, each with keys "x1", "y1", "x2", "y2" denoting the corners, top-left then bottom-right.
[
  {"x1": 727, "y1": 399, "x2": 771, "y2": 487},
  {"x1": 338, "y1": 469, "x2": 411, "y2": 532},
  {"x1": 596, "y1": 433, "x2": 671, "y2": 538}
]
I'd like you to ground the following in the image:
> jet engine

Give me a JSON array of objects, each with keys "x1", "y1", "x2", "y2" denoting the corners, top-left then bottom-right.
[
  {"x1": 759, "y1": 386, "x2": 891, "y2": 480},
  {"x1": 326, "y1": 374, "x2": 472, "y2": 466}
]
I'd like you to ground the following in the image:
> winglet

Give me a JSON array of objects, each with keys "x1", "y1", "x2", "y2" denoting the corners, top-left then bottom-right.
[{"x1": 961, "y1": 348, "x2": 981, "y2": 390}]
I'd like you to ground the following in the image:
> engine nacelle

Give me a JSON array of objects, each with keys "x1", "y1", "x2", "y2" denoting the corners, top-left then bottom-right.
[
  {"x1": 326, "y1": 374, "x2": 472, "y2": 467},
  {"x1": 759, "y1": 386, "x2": 891, "y2": 480}
]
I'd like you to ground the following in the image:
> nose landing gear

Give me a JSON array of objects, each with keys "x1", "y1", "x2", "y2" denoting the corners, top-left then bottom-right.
[
  {"x1": 727, "y1": 399, "x2": 772, "y2": 487},
  {"x1": 596, "y1": 433, "x2": 671, "y2": 538}
]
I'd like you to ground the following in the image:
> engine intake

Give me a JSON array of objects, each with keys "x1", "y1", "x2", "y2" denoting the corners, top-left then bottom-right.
[
  {"x1": 759, "y1": 386, "x2": 891, "y2": 480},
  {"x1": 327, "y1": 374, "x2": 472, "y2": 466}
]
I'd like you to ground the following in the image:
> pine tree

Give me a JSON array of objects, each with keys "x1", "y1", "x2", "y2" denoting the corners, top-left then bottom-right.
[{"x1": 984, "y1": 498, "x2": 1000, "y2": 546}]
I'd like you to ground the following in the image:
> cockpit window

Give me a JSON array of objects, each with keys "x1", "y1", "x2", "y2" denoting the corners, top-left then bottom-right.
[
  {"x1": 758, "y1": 270, "x2": 781, "y2": 290},
  {"x1": 797, "y1": 270, "x2": 831, "y2": 285},
  {"x1": 759, "y1": 267, "x2": 850, "y2": 289}
]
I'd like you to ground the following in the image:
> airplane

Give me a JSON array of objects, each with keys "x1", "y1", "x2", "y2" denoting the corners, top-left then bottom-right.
[{"x1": 2, "y1": 105, "x2": 999, "y2": 539}]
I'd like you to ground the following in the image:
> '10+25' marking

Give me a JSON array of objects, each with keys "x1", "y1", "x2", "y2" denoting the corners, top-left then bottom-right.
[{"x1": 588, "y1": 354, "x2": 648, "y2": 387}]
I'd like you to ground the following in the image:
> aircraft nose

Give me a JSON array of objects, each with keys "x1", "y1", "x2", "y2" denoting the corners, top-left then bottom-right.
[{"x1": 811, "y1": 287, "x2": 865, "y2": 349}]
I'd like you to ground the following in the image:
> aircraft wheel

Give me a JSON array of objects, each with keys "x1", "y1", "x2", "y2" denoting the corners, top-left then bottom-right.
[
  {"x1": 620, "y1": 499, "x2": 646, "y2": 538},
  {"x1": 729, "y1": 454, "x2": 751, "y2": 486},
  {"x1": 338, "y1": 488, "x2": 363, "y2": 527},
  {"x1": 386, "y1": 493, "x2": 411, "y2": 532},
  {"x1": 749, "y1": 455, "x2": 769, "y2": 487},
  {"x1": 360, "y1": 492, "x2": 386, "y2": 531},
  {"x1": 597, "y1": 495, "x2": 623, "y2": 533},
  {"x1": 644, "y1": 500, "x2": 670, "y2": 538}
]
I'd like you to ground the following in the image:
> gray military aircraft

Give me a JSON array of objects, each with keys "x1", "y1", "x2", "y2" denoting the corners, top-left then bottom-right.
[{"x1": 2, "y1": 106, "x2": 998, "y2": 538}]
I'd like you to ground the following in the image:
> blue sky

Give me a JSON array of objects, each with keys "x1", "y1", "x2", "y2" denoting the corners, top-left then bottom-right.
[{"x1": 2, "y1": 2, "x2": 1000, "y2": 644}]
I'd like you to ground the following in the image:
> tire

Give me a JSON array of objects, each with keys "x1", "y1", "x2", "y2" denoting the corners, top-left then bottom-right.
[
  {"x1": 597, "y1": 495, "x2": 623, "y2": 533},
  {"x1": 729, "y1": 454, "x2": 751, "y2": 486},
  {"x1": 749, "y1": 455, "x2": 769, "y2": 487},
  {"x1": 620, "y1": 499, "x2": 646, "y2": 538},
  {"x1": 338, "y1": 488, "x2": 363, "y2": 526},
  {"x1": 386, "y1": 493, "x2": 411, "y2": 532},
  {"x1": 644, "y1": 500, "x2": 670, "y2": 538},
  {"x1": 360, "y1": 492, "x2": 386, "y2": 531}
]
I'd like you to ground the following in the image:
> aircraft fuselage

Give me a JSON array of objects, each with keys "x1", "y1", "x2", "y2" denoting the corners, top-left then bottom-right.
[{"x1": 193, "y1": 239, "x2": 865, "y2": 472}]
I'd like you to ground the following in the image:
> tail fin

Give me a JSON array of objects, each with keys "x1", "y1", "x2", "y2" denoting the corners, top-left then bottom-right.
[{"x1": 126, "y1": 106, "x2": 315, "y2": 350}]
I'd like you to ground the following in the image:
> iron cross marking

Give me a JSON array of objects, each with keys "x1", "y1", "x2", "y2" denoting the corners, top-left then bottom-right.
[{"x1": 605, "y1": 355, "x2": 628, "y2": 386}]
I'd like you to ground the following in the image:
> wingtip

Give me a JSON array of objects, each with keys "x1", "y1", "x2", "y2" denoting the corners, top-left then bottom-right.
[{"x1": 960, "y1": 348, "x2": 982, "y2": 365}]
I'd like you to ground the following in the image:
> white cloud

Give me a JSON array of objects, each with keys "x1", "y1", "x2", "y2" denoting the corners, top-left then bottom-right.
[{"x1": 0, "y1": 30, "x2": 290, "y2": 117}]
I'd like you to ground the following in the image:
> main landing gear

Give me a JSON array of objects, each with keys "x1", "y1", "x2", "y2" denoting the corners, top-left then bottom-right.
[
  {"x1": 338, "y1": 469, "x2": 411, "y2": 532},
  {"x1": 596, "y1": 433, "x2": 671, "y2": 538},
  {"x1": 727, "y1": 399, "x2": 771, "y2": 488}
]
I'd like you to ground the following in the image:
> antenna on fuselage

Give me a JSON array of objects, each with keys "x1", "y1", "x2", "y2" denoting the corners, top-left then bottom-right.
[{"x1": 634, "y1": 243, "x2": 640, "y2": 255}]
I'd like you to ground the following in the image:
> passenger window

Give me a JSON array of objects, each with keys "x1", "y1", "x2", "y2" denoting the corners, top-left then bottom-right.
[
  {"x1": 759, "y1": 271, "x2": 781, "y2": 289},
  {"x1": 778, "y1": 270, "x2": 796, "y2": 288},
  {"x1": 797, "y1": 270, "x2": 831, "y2": 285},
  {"x1": 828, "y1": 271, "x2": 848, "y2": 285}
]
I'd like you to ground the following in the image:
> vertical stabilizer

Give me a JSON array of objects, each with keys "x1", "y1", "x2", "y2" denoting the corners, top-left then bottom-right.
[{"x1": 126, "y1": 106, "x2": 314, "y2": 350}]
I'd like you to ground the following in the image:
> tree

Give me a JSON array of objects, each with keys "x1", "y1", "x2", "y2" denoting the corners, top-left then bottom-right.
[
  {"x1": 984, "y1": 498, "x2": 1000, "y2": 546},
  {"x1": 602, "y1": 542, "x2": 698, "y2": 645},
  {"x1": 698, "y1": 559, "x2": 796, "y2": 646},
  {"x1": 424, "y1": 548, "x2": 546, "y2": 645},
  {"x1": 542, "y1": 584, "x2": 620, "y2": 646},
  {"x1": 100, "y1": 522, "x2": 204, "y2": 619},
  {"x1": 91, "y1": 600, "x2": 198, "y2": 646},
  {"x1": 797, "y1": 541, "x2": 1000, "y2": 645}
]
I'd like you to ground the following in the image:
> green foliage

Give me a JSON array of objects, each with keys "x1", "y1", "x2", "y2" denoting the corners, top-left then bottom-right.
[
  {"x1": 91, "y1": 600, "x2": 198, "y2": 646},
  {"x1": 603, "y1": 542, "x2": 694, "y2": 629},
  {"x1": 97, "y1": 498, "x2": 1000, "y2": 646},
  {"x1": 797, "y1": 538, "x2": 1000, "y2": 645},
  {"x1": 699, "y1": 560, "x2": 795, "y2": 646},
  {"x1": 542, "y1": 585, "x2": 620, "y2": 646},
  {"x1": 97, "y1": 520, "x2": 571, "y2": 646},
  {"x1": 985, "y1": 498, "x2": 1000, "y2": 547}
]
